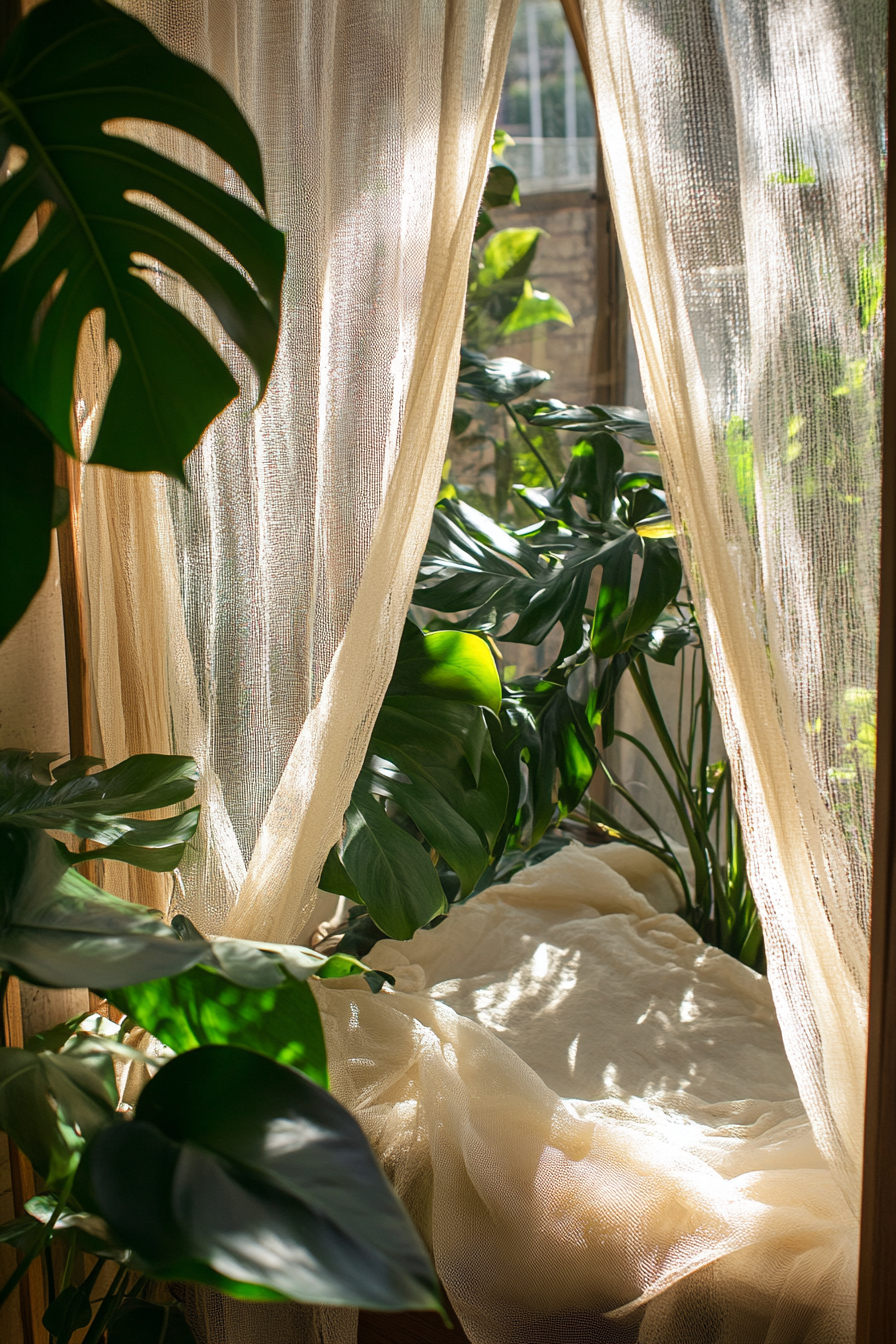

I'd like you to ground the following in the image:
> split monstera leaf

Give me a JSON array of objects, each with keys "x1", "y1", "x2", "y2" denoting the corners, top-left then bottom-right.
[{"x1": 0, "y1": 0, "x2": 286, "y2": 641}]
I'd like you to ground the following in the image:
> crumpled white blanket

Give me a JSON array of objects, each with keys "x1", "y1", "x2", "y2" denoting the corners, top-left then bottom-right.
[{"x1": 316, "y1": 843, "x2": 857, "y2": 1343}]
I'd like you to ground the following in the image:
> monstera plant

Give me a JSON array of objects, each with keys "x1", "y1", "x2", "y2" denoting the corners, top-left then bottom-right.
[{"x1": 0, "y1": 0, "x2": 285, "y2": 640}]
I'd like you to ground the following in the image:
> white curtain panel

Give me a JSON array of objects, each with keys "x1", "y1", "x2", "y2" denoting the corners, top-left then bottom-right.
[
  {"x1": 79, "y1": 0, "x2": 518, "y2": 937},
  {"x1": 579, "y1": 0, "x2": 884, "y2": 1211}
]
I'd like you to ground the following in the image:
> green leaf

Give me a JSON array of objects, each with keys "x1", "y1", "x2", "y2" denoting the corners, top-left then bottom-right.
[
  {"x1": 450, "y1": 408, "x2": 472, "y2": 437},
  {"x1": 318, "y1": 848, "x2": 361, "y2": 902},
  {"x1": 341, "y1": 790, "x2": 446, "y2": 940},
  {"x1": 387, "y1": 622, "x2": 502, "y2": 713},
  {"x1": 60, "y1": 808, "x2": 201, "y2": 873},
  {"x1": 108, "y1": 963, "x2": 328, "y2": 1088},
  {"x1": 361, "y1": 764, "x2": 488, "y2": 899},
  {"x1": 482, "y1": 163, "x2": 519, "y2": 210},
  {"x1": 497, "y1": 282, "x2": 573, "y2": 338},
  {"x1": 0, "y1": 827, "x2": 211, "y2": 988},
  {"x1": 0, "y1": 1043, "x2": 117, "y2": 1184},
  {"x1": 516, "y1": 399, "x2": 655, "y2": 445},
  {"x1": 589, "y1": 533, "x2": 638, "y2": 659},
  {"x1": 373, "y1": 696, "x2": 489, "y2": 784},
  {"x1": 0, "y1": 0, "x2": 285, "y2": 478},
  {"x1": 25, "y1": 1192, "x2": 130, "y2": 1262},
  {"x1": 0, "y1": 750, "x2": 200, "y2": 871},
  {"x1": 0, "y1": 385, "x2": 56, "y2": 642},
  {"x1": 623, "y1": 539, "x2": 682, "y2": 643},
  {"x1": 169, "y1": 917, "x2": 372, "y2": 987},
  {"x1": 634, "y1": 511, "x2": 675, "y2": 538},
  {"x1": 456, "y1": 347, "x2": 549, "y2": 405},
  {"x1": 481, "y1": 227, "x2": 542, "y2": 282},
  {"x1": 0, "y1": 1214, "x2": 43, "y2": 1248},
  {"x1": 490, "y1": 128, "x2": 515, "y2": 161},
  {"x1": 43, "y1": 1284, "x2": 93, "y2": 1337},
  {"x1": 473, "y1": 206, "x2": 494, "y2": 241},
  {"x1": 107, "y1": 1300, "x2": 197, "y2": 1344},
  {"x1": 560, "y1": 435, "x2": 624, "y2": 521},
  {"x1": 82, "y1": 1045, "x2": 441, "y2": 1311},
  {"x1": 502, "y1": 681, "x2": 597, "y2": 840}
]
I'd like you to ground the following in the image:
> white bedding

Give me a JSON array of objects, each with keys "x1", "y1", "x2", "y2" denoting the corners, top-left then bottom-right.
[{"x1": 317, "y1": 844, "x2": 857, "y2": 1342}]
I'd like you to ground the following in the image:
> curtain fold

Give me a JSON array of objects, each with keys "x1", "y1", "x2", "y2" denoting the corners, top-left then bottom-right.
[
  {"x1": 78, "y1": 0, "x2": 518, "y2": 944},
  {"x1": 578, "y1": 0, "x2": 884, "y2": 1212}
]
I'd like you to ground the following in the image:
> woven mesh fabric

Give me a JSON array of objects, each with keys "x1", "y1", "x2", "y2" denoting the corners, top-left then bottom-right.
[
  {"x1": 317, "y1": 844, "x2": 857, "y2": 1342},
  {"x1": 76, "y1": 0, "x2": 518, "y2": 938},
  {"x1": 55, "y1": 0, "x2": 881, "y2": 1339},
  {"x1": 580, "y1": 0, "x2": 883, "y2": 1213}
]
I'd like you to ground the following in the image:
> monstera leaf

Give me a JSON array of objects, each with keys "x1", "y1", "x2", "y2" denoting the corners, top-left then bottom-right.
[
  {"x1": 0, "y1": 0, "x2": 285, "y2": 639},
  {"x1": 0, "y1": 828, "x2": 214, "y2": 988},
  {"x1": 323, "y1": 622, "x2": 508, "y2": 942},
  {"x1": 0, "y1": 749, "x2": 200, "y2": 872},
  {"x1": 0, "y1": 386, "x2": 60, "y2": 639}
]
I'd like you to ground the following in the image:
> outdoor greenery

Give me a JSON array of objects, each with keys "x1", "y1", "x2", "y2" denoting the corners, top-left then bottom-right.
[{"x1": 0, "y1": 2, "x2": 440, "y2": 1338}]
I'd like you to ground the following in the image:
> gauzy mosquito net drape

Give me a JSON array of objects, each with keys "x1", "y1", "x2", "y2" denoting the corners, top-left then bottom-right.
[
  {"x1": 309, "y1": 1, "x2": 882, "y2": 1341},
  {"x1": 75, "y1": 0, "x2": 518, "y2": 938},
  {"x1": 579, "y1": 0, "x2": 884, "y2": 1215}
]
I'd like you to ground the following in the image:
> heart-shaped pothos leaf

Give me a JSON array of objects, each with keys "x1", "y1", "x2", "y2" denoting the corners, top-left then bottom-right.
[{"x1": 81, "y1": 1045, "x2": 442, "y2": 1312}]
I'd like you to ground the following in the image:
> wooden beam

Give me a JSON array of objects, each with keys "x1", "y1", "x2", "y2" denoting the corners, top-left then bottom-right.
[
  {"x1": 54, "y1": 448, "x2": 92, "y2": 763},
  {"x1": 558, "y1": 0, "x2": 594, "y2": 101},
  {"x1": 856, "y1": 1, "x2": 895, "y2": 1336},
  {"x1": 2, "y1": 983, "x2": 46, "y2": 1344}
]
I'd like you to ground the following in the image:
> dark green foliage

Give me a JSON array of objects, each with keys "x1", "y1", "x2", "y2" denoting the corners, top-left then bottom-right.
[
  {"x1": 80, "y1": 1046, "x2": 441, "y2": 1312},
  {"x1": 0, "y1": 828, "x2": 213, "y2": 989},
  {"x1": 106, "y1": 1300, "x2": 196, "y2": 1344},
  {"x1": 0, "y1": 388, "x2": 57, "y2": 638},
  {"x1": 0, "y1": 0, "x2": 286, "y2": 641},
  {"x1": 323, "y1": 622, "x2": 508, "y2": 939},
  {"x1": 108, "y1": 960, "x2": 329, "y2": 1088},
  {"x1": 416, "y1": 345, "x2": 763, "y2": 969},
  {"x1": 0, "y1": 749, "x2": 200, "y2": 872}
]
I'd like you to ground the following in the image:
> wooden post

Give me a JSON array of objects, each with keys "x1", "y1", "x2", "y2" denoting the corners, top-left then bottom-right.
[
  {"x1": 2, "y1": 985, "x2": 46, "y2": 1344},
  {"x1": 54, "y1": 449, "x2": 92, "y2": 763},
  {"x1": 856, "y1": 2, "x2": 896, "y2": 1334}
]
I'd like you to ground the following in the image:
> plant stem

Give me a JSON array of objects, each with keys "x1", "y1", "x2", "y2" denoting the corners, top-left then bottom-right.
[
  {"x1": 0, "y1": 1174, "x2": 74, "y2": 1312},
  {"x1": 506, "y1": 403, "x2": 558, "y2": 489},
  {"x1": 82, "y1": 1264, "x2": 129, "y2": 1344},
  {"x1": 60, "y1": 1236, "x2": 77, "y2": 1292},
  {"x1": 55, "y1": 1256, "x2": 105, "y2": 1344}
]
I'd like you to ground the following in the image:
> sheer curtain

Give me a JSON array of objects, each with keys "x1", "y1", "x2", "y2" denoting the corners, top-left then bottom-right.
[
  {"x1": 578, "y1": 0, "x2": 884, "y2": 1216},
  {"x1": 76, "y1": 0, "x2": 518, "y2": 938},
  {"x1": 68, "y1": 0, "x2": 884, "y2": 1339}
]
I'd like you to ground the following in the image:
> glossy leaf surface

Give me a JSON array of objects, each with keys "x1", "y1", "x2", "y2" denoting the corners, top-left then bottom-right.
[
  {"x1": 0, "y1": 750, "x2": 200, "y2": 872},
  {"x1": 325, "y1": 623, "x2": 509, "y2": 932},
  {"x1": 109, "y1": 963, "x2": 328, "y2": 1088},
  {"x1": 0, "y1": 1042, "x2": 117, "y2": 1183},
  {"x1": 0, "y1": 0, "x2": 285, "y2": 478},
  {"x1": 0, "y1": 387, "x2": 57, "y2": 641},
  {"x1": 0, "y1": 828, "x2": 210, "y2": 988},
  {"x1": 82, "y1": 1046, "x2": 441, "y2": 1311}
]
